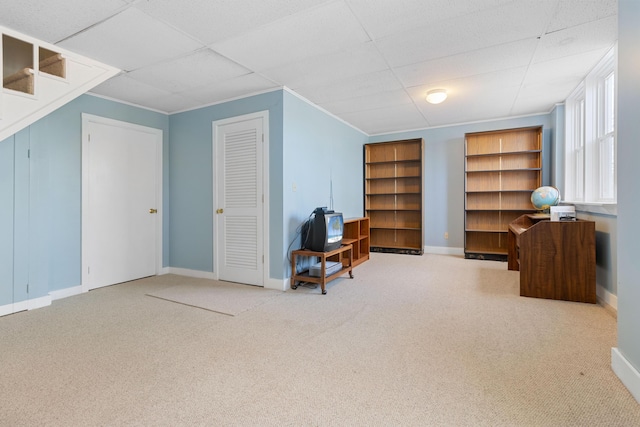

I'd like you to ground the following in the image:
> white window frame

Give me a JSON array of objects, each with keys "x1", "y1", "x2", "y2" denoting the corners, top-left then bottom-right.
[{"x1": 564, "y1": 45, "x2": 617, "y2": 213}]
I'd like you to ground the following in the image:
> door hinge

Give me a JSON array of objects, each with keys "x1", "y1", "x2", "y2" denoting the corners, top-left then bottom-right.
[
  {"x1": 262, "y1": 133, "x2": 264, "y2": 142},
  {"x1": 27, "y1": 149, "x2": 30, "y2": 158},
  {"x1": 88, "y1": 134, "x2": 91, "y2": 142},
  {"x1": 262, "y1": 255, "x2": 264, "y2": 264},
  {"x1": 26, "y1": 284, "x2": 29, "y2": 293}
]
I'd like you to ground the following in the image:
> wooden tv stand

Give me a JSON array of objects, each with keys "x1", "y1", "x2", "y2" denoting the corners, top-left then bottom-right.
[
  {"x1": 290, "y1": 244, "x2": 353, "y2": 295},
  {"x1": 507, "y1": 214, "x2": 596, "y2": 303}
]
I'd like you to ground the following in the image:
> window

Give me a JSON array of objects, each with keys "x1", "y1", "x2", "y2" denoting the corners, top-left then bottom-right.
[{"x1": 565, "y1": 45, "x2": 617, "y2": 205}]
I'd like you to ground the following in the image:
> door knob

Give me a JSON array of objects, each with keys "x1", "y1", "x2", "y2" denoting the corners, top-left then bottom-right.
[
  {"x1": 216, "y1": 208, "x2": 224, "y2": 214},
  {"x1": 149, "y1": 208, "x2": 157, "y2": 214}
]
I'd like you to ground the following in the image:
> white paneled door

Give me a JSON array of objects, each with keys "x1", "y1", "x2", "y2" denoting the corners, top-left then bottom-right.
[
  {"x1": 82, "y1": 115, "x2": 162, "y2": 291},
  {"x1": 214, "y1": 112, "x2": 265, "y2": 286}
]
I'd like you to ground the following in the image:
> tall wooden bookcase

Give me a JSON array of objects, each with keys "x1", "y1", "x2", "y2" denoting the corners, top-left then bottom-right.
[
  {"x1": 464, "y1": 127, "x2": 542, "y2": 260},
  {"x1": 364, "y1": 139, "x2": 424, "y2": 255}
]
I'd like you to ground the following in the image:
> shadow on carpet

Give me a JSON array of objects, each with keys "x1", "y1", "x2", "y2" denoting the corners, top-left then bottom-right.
[{"x1": 146, "y1": 280, "x2": 282, "y2": 316}]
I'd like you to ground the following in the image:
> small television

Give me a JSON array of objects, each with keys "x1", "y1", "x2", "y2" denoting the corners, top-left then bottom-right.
[{"x1": 303, "y1": 207, "x2": 344, "y2": 252}]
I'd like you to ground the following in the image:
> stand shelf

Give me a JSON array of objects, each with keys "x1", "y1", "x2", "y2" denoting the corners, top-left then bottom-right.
[{"x1": 290, "y1": 244, "x2": 354, "y2": 295}]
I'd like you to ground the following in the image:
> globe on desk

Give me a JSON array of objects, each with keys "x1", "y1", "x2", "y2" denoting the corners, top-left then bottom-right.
[{"x1": 531, "y1": 186, "x2": 561, "y2": 212}]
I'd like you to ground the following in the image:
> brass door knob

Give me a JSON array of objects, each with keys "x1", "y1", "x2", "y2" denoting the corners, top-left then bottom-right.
[
  {"x1": 216, "y1": 208, "x2": 224, "y2": 214},
  {"x1": 149, "y1": 209, "x2": 157, "y2": 214}
]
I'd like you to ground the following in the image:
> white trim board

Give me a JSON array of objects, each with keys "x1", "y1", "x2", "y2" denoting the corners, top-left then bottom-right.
[{"x1": 612, "y1": 348, "x2": 640, "y2": 404}]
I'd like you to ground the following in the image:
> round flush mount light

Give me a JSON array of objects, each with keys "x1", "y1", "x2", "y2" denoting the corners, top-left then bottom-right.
[{"x1": 426, "y1": 89, "x2": 447, "y2": 104}]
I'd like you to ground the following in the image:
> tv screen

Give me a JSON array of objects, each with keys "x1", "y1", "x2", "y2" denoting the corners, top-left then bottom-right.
[{"x1": 303, "y1": 208, "x2": 344, "y2": 252}]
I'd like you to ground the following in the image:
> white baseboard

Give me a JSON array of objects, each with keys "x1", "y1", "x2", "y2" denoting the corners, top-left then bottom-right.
[
  {"x1": 596, "y1": 284, "x2": 617, "y2": 312},
  {"x1": 0, "y1": 294, "x2": 52, "y2": 317},
  {"x1": 612, "y1": 347, "x2": 640, "y2": 403},
  {"x1": 266, "y1": 277, "x2": 288, "y2": 292},
  {"x1": 0, "y1": 303, "x2": 15, "y2": 317},
  {"x1": 49, "y1": 286, "x2": 83, "y2": 301},
  {"x1": 424, "y1": 246, "x2": 465, "y2": 256},
  {"x1": 164, "y1": 267, "x2": 217, "y2": 280}
]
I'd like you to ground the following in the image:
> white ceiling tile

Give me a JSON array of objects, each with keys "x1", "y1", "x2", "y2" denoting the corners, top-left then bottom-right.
[
  {"x1": 340, "y1": 104, "x2": 429, "y2": 135},
  {"x1": 0, "y1": 0, "x2": 129, "y2": 43},
  {"x1": 260, "y1": 41, "x2": 388, "y2": 89},
  {"x1": 546, "y1": 0, "x2": 617, "y2": 33},
  {"x1": 377, "y1": 1, "x2": 557, "y2": 67},
  {"x1": 90, "y1": 74, "x2": 174, "y2": 108},
  {"x1": 347, "y1": 0, "x2": 513, "y2": 40},
  {"x1": 533, "y1": 16, "x2": 617, "y2": 64},
  {"x1": 524, "y1": 50, "x2": 612, "y2": 89},
  {"x1": 57, "y1": 8, "x2": 203, "y2": 71},
  {"x1": 319, "y1": 89, "x2": 413, "y2": 115},
  {"x1": 295, "y1": 69, "x2": 402, "y2": 105},
  {"x1": 210, "y1": 1, "x2": 370, "y2": 71},
  {"x1": 135, "y1": 0, "x2": 333, "y2": 45},
  {"x1": 127, "y1": 49, "x2": 251, "y2": 93},
  {"x1": 395, "y1": 38, "x2": 538, "y2": 88},
  {"x1": 141, "y1": 93, "x2": 205, "y2": 113},
  {"x1": 408, "y1": 69, "x2": 525, "y2": 125},
  {"x1": 179, "y1": 73, "x2": 280, "y2": 104}
]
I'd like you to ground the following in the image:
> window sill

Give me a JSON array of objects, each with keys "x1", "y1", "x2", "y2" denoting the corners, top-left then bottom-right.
[{"x1": 562, "y1": 201, "x2": 617, "y2": 216}]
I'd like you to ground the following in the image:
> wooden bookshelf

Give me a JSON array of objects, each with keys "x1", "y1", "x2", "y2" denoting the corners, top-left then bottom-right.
[
  {"x1": 464, "y1": 127, "x2": 542, "y2": 260},
  {"x1": 365, "y1": 139, "x2": 423, "y2": 254}
]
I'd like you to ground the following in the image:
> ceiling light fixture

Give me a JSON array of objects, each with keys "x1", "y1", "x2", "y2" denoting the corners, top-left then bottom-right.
[{"x1": 426, "y1": 89, "x2": 447, "y2": 104}]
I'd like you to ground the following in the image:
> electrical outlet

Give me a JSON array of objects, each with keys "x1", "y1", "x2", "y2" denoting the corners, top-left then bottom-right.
[{"x1": 444, "y1": 232, "x2": 449, "y2": 239}]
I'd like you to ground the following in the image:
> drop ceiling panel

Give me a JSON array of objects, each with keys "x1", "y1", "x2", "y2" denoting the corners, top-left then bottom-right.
[
  {"x1": 395, "y1": 38, "x2": 538, "y2": 88},
  {"x1": 319, "y1": 89, "x2": 413, "y2": 115},
  {"x1": 409, "y1": 68, "x2": 525, "y2": 125},
  {"x1": 260, "y1": 41, "x2": 388, "y2": 90},
  {"x1": 58, "y1": 8, "x2": 203, "y2": 71},
  {"x1": 376, "y1": 1, "x2": 557, "y2": 67},
  {"x1": 135, "y1": 0, "x2": 333, "y2": 45},
  {"x1": 347, "y1": 0, "x2": 513, "y2": 40},
  {"x1": 546, "y1": 0, "x2": 617, "y2": 33},
  {"x1": 210, "y1": 1, "x2": 370, "y2": 71},
  {"x1": 340, "y1": 104, "x2": 429, "y2": 135},
  {"x1": 127, "y1": 49, "x2": 251, "y2": 93},
  {"x1": 295, "y1": 69, "x2": 402, "y2": 105},
  {"x1": 532, "y1": 16, "x2": 617, "y2": 64},
  {"x1": 0, "y1": 0, "x2": 129, "y2": 43},
  {"x1": 179, "y1": 73, "x2": 280, "y2": 106},
  {"x1": 90, "y1": 74, "x2": 174, "y2": 107}
]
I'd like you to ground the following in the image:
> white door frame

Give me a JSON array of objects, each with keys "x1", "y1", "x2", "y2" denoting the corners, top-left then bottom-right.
[
  {"x1": 212, "y1": 110, "x2": 269, "y2": 287},
  {"x1": 81, "y1": 113, "x2": 163, "y2": 292}
]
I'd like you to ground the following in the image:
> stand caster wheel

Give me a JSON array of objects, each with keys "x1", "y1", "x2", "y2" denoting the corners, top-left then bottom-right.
[
  {"x1": 322, "y1": 289, "x2": 327, "y2": 295},
  {"x1": 291, "y1": 283, "x2": 298, "y2": 290}
]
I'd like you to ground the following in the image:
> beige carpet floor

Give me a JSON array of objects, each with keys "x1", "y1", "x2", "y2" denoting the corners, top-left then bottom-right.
[
  {"x1": 146, "y1": 278, "x2": 282, "y2": 316},
  {"x1": 0, "y1": 253, "x2": 639, "y2": 426}
]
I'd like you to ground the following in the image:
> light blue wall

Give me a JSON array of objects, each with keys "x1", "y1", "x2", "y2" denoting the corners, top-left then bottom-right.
[
  {"x1": 369, "y1": 115, "x2": 552, "y2": 249},
  {"x1": 617, "y1": 0, "x2": 640, "y2": 374},
  {"x1": 282, "y1": 91, "x2": 368, "y2": 275},
  {"x1": 0, "y1": 94, "x2": 169, "y2": 303},
  {"x1": 168, "y1": 89, "x2": 367, "y2": 281},
  {"x1": 168, "y1": 91, "x2": 285, "y2": 278},
  {"x1": 0, "y1": 135, "x2": 15, "y2": 306}
]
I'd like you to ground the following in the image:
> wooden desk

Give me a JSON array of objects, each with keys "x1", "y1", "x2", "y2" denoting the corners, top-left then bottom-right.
[
  {"x1": 508, "y1": 214, "x2": 596, "y2": 303},
  {"x1": 290, "y1": 245, "x2": 354, "y2": 295}
]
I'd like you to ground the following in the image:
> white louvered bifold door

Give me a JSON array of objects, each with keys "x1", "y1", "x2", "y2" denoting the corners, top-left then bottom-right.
[{"x1": 215, "y1": 116, "x2": 263, "y2": 286}]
